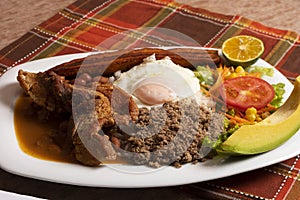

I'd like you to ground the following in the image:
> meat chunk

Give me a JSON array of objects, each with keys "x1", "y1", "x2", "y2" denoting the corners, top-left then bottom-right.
[
  {"x1": 68, "y1": 116, "x2": 117, "y2": 166},
  {"x1": 69, "y1": 84, "x2": 139, "y2": 166},
  {"x1": 17, "y1": 69, "x2": 139, "y2": 166},
  {"x1": 17, "y1": 70, "x2": 74, "y2": 113}
]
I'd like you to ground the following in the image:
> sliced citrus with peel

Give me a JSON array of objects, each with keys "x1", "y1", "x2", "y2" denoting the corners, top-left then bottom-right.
[{"x1": 222, "y1": 35, "x2": 264, "y2": 67}]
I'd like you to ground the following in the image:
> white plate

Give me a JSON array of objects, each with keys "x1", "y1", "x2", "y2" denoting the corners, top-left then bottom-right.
[
  {"x1": 0, "y1": 190, "x2": 44, "y2": 200},
  {"x1": 0, "y1": 48, "x2": 298, "y2": 188}
]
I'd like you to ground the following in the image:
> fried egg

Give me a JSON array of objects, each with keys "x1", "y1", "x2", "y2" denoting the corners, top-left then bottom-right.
[{"x1": 113, "y1": 54, "x2": 201, "y2": 107}]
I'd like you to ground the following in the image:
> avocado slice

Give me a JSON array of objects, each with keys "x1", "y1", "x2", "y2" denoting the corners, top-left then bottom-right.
[{"x1": 219, "y1": 76, "x2": 300, "y2": 155}]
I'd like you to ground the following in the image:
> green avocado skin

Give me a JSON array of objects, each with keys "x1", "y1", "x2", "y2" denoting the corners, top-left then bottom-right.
[{"x1": 219, "y1": 76, "x2": 300, "y2": 155}]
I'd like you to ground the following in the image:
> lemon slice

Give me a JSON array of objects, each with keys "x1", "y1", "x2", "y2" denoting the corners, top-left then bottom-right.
[{"x1": 222, "y1": 35, "x2": 264, "y2": 67}]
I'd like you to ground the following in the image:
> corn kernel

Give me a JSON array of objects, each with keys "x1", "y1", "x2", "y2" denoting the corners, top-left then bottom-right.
[
  {"x1": 245, "y1": 107, "x2": 257, "y2": 122},
  {"x1": 235, "y1": 66, "x2": 246, "y2": 76},
  {"x1": 246, "y1": 114, "x2": 256, "y2": 122},
  {"x1": 235, "y1": 66, "x2": 245, "y2": 73},
  {"x1": 245, "y1": 107, "x2": 257, "y2": 115},
  {"x1": 224, "y1": 70, "x2": 231, "y2": 79},
  {"x1": 227, "y1": 72, "x2": 237, "y2": 79}
]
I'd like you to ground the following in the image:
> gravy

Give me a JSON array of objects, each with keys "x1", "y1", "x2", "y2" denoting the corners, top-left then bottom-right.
[{"x1": 14, "y1": 94, "x2": 78, "y2": 164}]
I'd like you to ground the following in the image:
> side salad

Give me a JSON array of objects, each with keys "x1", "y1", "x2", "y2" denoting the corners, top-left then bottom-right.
[{"x1": 194, "y1": 64, "x2": 286, "y2": 149}]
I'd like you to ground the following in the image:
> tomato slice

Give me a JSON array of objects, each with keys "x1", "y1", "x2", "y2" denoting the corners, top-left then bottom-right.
[{"x1": 220, "y1": 76, "x2": 275, "y2": 110}]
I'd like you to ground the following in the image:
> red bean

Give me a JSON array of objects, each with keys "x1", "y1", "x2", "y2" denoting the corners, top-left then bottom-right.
[
  {"x1": 111, "y1": 136, "x2": 120, "y2": 148},
  {"x1": 99, "y1": 76, "x2": 109, "y2": 83},
  {"x1": 76, "y1": 78, "x2": 86, "y2": 86},
  {"x1": 79, "y1": 73, "x2": 92, "y2": 82},
  {"x1": 92, "y1": 76, "x2": 109, "y2": 83}
]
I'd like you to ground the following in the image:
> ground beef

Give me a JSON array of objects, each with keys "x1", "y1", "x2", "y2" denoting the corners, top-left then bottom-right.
[{"x1": 111, "y1": 97, "x2": 224, "y2": 168}]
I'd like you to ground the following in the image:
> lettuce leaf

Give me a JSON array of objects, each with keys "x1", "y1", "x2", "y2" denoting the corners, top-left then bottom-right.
[
  {"x1": 246, "y1": 65, "x2": 274, "y2": 77},
  {"x1": 194, "y1": 66, "x2": 214, "y2": 85},
  {"x1": 271, "y1": 83, "x2": 285, "y2": 108}
]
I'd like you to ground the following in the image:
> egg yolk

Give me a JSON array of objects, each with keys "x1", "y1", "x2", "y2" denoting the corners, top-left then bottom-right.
[{"x1": 133, "y1": 83, "x2": 176, "y2": 105}]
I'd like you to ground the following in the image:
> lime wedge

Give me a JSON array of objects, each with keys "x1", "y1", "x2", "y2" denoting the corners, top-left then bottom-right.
[{"x1": 222, "y1": 35, "x2": 264, "y2": 67}]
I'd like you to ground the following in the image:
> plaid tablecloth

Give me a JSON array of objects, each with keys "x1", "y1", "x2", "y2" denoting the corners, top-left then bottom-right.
[{"x1": 0, "y1": 0, "x2": 300, "y2": 199}]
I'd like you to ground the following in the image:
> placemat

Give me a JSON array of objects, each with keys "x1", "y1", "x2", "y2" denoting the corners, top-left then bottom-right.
[{"x1": 0, "y1": 0, "x2": 299, "y2": 199}]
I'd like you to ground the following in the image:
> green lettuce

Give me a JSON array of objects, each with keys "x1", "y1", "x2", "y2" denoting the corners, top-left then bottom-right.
[
  {"x1": 202, "y1": 117, "x2": 240, "y2": 150},
  {"x1": 271, "y1": 83, "x2": 285, "y2": 108},
  {"x1": 246, "y1": 65, "x2": 274, "y2": 77},
  {"x1": 194, "y1": 66, "x2": 214, "y2": 85}
]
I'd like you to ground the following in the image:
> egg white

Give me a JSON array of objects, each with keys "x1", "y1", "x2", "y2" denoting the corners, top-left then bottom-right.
[{"x1": 113, "y1": 54, "x2": 201, "y2": 107}]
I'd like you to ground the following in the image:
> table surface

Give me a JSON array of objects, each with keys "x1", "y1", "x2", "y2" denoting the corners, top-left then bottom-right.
[{"x1": 1, "y1": 1, "x2": 300, "y2": 199}]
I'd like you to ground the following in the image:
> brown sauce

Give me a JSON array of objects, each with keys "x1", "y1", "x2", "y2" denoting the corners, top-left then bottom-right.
[{"x1": 14, "y1": 93, "x2": 78, "y2": 164}]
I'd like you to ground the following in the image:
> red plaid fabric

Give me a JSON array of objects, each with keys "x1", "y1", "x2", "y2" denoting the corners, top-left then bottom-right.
[{"x1": 0, "y1": 0, "x2": 299, "y2": 199}]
